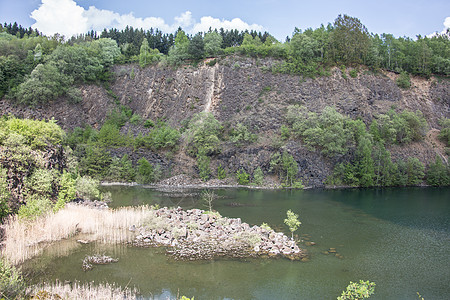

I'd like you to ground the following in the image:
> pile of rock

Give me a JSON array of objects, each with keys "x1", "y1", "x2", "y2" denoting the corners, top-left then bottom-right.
[
  {"x1": 157, "y1": 174, "x2": 202, "y2": 186},
  {"x1": 132, "y1": 207, "x2": 305, "y2": 261},
  {"x1": 82, "y1": 254, "x2": 118, "y2": 271}
]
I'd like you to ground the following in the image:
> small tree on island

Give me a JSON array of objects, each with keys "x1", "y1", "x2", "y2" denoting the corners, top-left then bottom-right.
[
  {"x1": 337, "y1": 280, "x2": 376, "y2": 300},
  {"x1": 201, "y1": 189, "x2": 217, "y2": 212},
  {"x1": 284, "y1": 209, "x2": 301, "y2": 240}
]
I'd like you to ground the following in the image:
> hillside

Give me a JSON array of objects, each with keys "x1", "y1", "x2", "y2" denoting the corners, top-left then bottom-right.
[{"x1": 1, "y1": 55, "x2": 449, "y2": 187}]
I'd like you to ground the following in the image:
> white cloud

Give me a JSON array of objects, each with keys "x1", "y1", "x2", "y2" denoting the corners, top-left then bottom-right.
[
  {"x1": 428, "y1": 17, "x2": 450, "y2": 37},
  {"x1": 192, "y1": 16, "x2": 264, "y2": 33},
  {"x1": 444, "y1": 17, "x2": 450, "y2": 33},
  {"x1": 30, "y1": 0, "x2": 88, "y2": 37},
  {"x1": 30, "y1": 0, "x2": 264, "y2": 38}
]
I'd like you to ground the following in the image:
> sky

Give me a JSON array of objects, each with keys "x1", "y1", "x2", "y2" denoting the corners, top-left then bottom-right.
[{"x1": 0, "y1": 0, "x2": 449, "y2": 41}]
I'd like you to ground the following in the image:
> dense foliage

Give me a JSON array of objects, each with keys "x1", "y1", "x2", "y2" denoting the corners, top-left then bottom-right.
[
  {"x1": 67, "y1": 110, "x2": 178, "y2": 183},
  {"x1": 0, "y1": 117, "x2": 74, "y2": 219},
  {"x1": 283, "y1": 105, "x2": 434, "y2": 187},
  {"x1": 2, "y1": 15, "x2": 449, "y2": 105}
]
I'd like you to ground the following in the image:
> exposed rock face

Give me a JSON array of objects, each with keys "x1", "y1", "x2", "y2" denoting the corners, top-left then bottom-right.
[
  {"x1": 1, "y1": 56, "x2": 448, "y2": 186},
  {"x1": 133, "y1": 207, "x2": 304, "y2": 261}
]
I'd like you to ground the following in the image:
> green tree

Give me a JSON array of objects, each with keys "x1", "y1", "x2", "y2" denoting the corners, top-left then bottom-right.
[
  {"x1": 236, "y1": 168, "x2": 250, "y2": 185},
  {"x1": 356, "y1": 137, "x2": 375, "y2": 187},
  {"x1": 253, "y1": 167, "x2": 264, "y2": 185},
  {"x1": 204, "y1": 31, "x2": 223, "y2": 57},
  {"x1": 284, "y1": 209, "x2": 301, "y2": 240},
  {"x1": 331, "y1": 14, "x2": 370, "y2": 65},
  {"x1": 290, "y1": 33, "x2": 320, "y2": 62},
  {"x1": 188, "y1": 33, "x2": 205, "y2": 60},
  {"x1": 78, "y1": 145, "x2": 112, "y2": 179},
  {"x1": 49, "y1": 45, "x2": 102, "y2": 82},
  {"x1": 137, "y1": 157, "x2": 154, "y2": 184},
  {"x1": 373, "y1": 142, "x2": 396, "y2": 186},
  {"x1": 168, "y1": 28, "x2": 190, "y2": 65},
  {"x1": 281, "y1": 152, "x2": 299, "y2": 187},
  {"x1": 438, "y1": 118, "x2": 450, "y2": 146},
  {"x1": 16, "y1": 62, "x2": 73, "y2": 105},
  {"x1": 76, "y1": 176, "x2": 100, "y2": 201},
  {"x1": 54, "y1": 171, "x2": 77, "y2": 212},
  {"x1": 139, "y1": 38, "x2": 151, "y2": 67},
  {"x1": 426, "y1": 156, "x2": 450, "y2": 186},
  {"x1": 406, "y1": 157, "x2": 425, "y2": 185},
  {"x1": 197, "y1": 151, "x2": 211, "y2": 181},
  {"x1": 89, "y1": 38, "x2": 121, "y2": 67},
  {"x1": 185, "y1": 112, "x2": 222, "y2": 155}
]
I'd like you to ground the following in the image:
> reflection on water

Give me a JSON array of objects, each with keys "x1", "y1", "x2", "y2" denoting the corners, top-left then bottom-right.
[{"x1": 23, "y1": 187, "x2": 450, "y2": 299}]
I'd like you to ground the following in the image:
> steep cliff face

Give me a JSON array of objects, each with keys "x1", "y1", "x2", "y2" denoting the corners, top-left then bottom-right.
[
  {"x1": 111, "y1": 56, "x2": 449, "y2": 129},
  {"x1": 1, "y1": 56, "x2": 448, "y2": 186}
]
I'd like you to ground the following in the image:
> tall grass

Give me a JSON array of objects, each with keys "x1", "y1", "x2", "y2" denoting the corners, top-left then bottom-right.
[
  {"x1": 29, "y1": 280, "x2": 139, "y2": 300},
  {"x1": 1, "y1": 204, "x2": 154, "y2": 265}
]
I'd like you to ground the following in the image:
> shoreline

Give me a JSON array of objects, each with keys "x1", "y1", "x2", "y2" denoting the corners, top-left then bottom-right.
[{"x1": 100, "y1": 180, "x2": 433, "y2": 191}]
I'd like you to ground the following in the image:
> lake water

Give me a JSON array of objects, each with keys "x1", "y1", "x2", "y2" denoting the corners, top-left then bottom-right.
[{"x1": 24, "y1": 187, "x2": 450, "y2": 299}]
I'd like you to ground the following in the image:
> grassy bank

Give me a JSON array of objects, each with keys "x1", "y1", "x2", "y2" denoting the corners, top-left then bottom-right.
[
  {"x1": 1, "y1": 204, "x2": 152, "y2": 265},
  {"x1": 28, "y1": 281, "x2": 139, "y2": 300}
]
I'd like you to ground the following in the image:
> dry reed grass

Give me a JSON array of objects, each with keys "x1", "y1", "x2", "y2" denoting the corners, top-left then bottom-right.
[
  {"x1": 29, "y1": 280, "x2": 139, "y2": 299},
  {"x1": 1, "y1": 204, "x2": 154, "y2": 265}
]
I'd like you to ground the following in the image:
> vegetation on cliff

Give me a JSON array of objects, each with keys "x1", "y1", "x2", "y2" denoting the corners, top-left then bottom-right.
[
  {"x1": 1, "y1": 14, "x2": 449, "y2": 105},
  {"x1": 0, "y1": 116, "x2": 109, "y2": 220}
]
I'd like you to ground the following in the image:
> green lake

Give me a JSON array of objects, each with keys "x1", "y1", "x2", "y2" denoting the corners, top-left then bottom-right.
[{"x1": 24, "y1": 187, "x2": 450, "y2": 299}]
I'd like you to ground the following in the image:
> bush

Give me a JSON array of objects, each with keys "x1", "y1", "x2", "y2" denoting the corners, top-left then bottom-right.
[
  {"x1": 236, "y1": 169, "x2": 250, "y2": 185},
  {"x1": 54, "y1": 171, "x2": 77, "y2": 212},
  {"x1": 136, "y1": 158, "x2": 154, "y2": 184},
  {"x1": 0, "y1": 167, "x2": 11, "y2": 220},
  {"x1": 396, "y1": 71, "x2": 411, "y2": 89},
  {"x1": 0, "y1": 117, "x2": 65, "y2": 149},
  {"x1": 185, "y1": 112, "x2": 222, "y2": 155},
  {"x1": 349, "y1": 69, "x2": 358, "y2": 78},
  {"x1": 197, "y1": 152, "x2": 211, "y2": 181},
  {"x1": 76, "y1": 176, "x2": 100, "y2": 201},
  {"x1": 18, "y1": 194, "x2": 52, "y2": 220},
  {"x1": 65, "y1": 125, "x2": 97, "y2": 148},
  {"x1": 104, "y1": 108, "x2": 130, "y2": 128},
  {"x1": 0, "y1": 258, "x2": 25, "y2": 299},
  {"x1": 286, "y1": 105, "x2": 352, "y2": 156},
  {"x1": 280, "y1": 125, "x2": 290, "y2": 140},
  {"x1": 337, "y1": 280, "x2": 376, "y2": 300},
  {"x1": 97, "y1": 123, "x2": 126, "y2": 147},
  {"x1": 229, "y1": 123, "x2": 257, "y2": 145},
  {"x1": 217, "y1": 164, "x2": 227, "y2": 180},
  {"x1": 142, "y1": 123, "x2": 180, "y2": 150},
  {"x1": 374, "y1": 109, "x2": 427, "y2": 144},
  {"x1": 206, "y1": 59, "x2": 217, "y2": 66},
  {"x1": 129, "y1": 113, "x2": 143, "y2": 125},
  {"x1": 78, "y1": 145, "x2": 112, "y2": 178},
  {"x1": 144, "y1": 119, "x2": 155, "y2": 128},
  {"x1": 23, "y1": 168, "x2": 55, "y2": 197},
  {"x1": 426, "y1": 156, "x2": 450, "y2": 186},
  {"x1": 66, "y1": 86, "x2": 82, "y2": 104},
  {"x1": 438, "y1": 118, "x2": 450, "y2": 146},
  {"x1": 253, "y1": 167, "x2": 264, "y2": 185}
]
